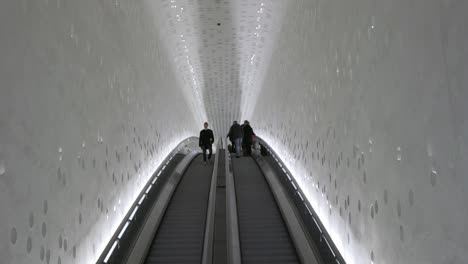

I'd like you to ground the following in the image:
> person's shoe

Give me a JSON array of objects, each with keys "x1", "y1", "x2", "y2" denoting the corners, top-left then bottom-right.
[
  {"x1": 236, "y1": 156, "x2": 240, "y2": 158},
  {"x1": 204, "y1": 161, "x2": 207, "y2": 166}
]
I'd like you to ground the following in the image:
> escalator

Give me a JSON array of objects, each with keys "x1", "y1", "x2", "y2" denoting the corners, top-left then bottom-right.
[
  {"x1": 144, "y1": 155, "x2": 213, "y2": 263},
  {"x1": 98, "y1": 144, "x2": 343, "y2": 264},
  {"x1": 232, "y1": 156, "x2": 300, "y2": 264}
]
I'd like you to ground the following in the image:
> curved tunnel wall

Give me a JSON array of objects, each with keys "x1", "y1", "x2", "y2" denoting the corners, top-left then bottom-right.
[
  {"x1": 251, "y1": 1, "x2": 468, "y2": 264},
  {"x1": 0, "y1": 1, "x2": 198, "y2": 263}
]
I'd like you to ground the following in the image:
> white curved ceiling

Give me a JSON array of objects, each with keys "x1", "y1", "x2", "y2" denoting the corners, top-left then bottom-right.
[{"x1": 152, "y1": 0, "x2": 286, "y2": 135}]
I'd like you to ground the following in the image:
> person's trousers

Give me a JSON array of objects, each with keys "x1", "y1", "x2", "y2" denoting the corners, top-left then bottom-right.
[
  {"x1": 202, "y1": 145, "x2": 212, "y2": 162},
  {"x1": 230, "y1": 140, "x2": 235, "y2": 153},
  {"x1": 234, "y1": 138, "x2": 242, "y2": 157},
  {"x1": 244, "y1": 144, "x2": 252, "y2": 156}
]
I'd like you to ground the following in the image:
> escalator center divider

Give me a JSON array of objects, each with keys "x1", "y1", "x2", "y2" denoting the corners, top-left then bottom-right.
[
  {"x1": 212, "y1": 149, "x2": 227, "y2": 264},
  {"x1": 226, "y1": 152, "x2": 242, "y2": 264},
  {"x1": 202, "y1": 146, "x2": 221, "y2": 264}
]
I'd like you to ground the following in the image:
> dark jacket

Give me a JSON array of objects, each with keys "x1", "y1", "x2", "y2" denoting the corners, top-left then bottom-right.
[
  {"x1": 199, "y1": 129, "x2": 214, "y2": 147},
  {"x1": 242, "y1": 124, "x2": 255, "y2": 145},
  {"x1": 227, "y1": 123, "x2": 242, "y2": 141}
]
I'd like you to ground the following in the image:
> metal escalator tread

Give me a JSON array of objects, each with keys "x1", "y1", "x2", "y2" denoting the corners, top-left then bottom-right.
[
  {"x1": 233, "y1": 156, "x2": 301, "y2": 264},
  {"x1": 144, "y1": 155, "x2": 214, "y2": 264}
]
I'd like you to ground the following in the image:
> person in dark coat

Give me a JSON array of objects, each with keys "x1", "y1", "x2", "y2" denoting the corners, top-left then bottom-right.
[
  {"x1": 240, "y1": 123, "x2": 245, "y2": 152},
  {"x1": 199, "y1": 122, "x2": 214, "y2": 165},
  {"x1": 227, "y1": 121, "x2": 242, "y2": 158},
  {"x1": 242, "y1": 120, "x2": 255, "y2": 156}
]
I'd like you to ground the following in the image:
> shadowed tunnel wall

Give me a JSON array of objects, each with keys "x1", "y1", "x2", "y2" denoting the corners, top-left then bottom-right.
[
  {"x1": 250, "y1": 1, "x2": 468, "y2": 264},
  {"x1": 0, "y1": 0, "x2": 198, "y2": 263}
]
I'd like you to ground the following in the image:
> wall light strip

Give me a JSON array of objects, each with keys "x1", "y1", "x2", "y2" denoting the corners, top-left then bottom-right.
[
  {"x1": 305, "y1": 205, "x2": 312, "y2": 215},
  {"x1": 103, "y1": 241, "x2": 118, "y2": 263},
  {"x1": 298, "y1": 192, "x2": 304, "y2": 201},
  {"x1": 138, "y1": 195, "x2": 146, "y2": 205},
  {"x1": 313, "y1": 217, "x2": 322, "y2": 233},
  {"x1": 324, "y1": 236, "x2": 336, "y2": 257},
  {"x1": 145, "y1": 185, "x2": 153, "y2": 194},
  {"x1": 129, "y1": 206, "x2": 139, "y2": 221},
  {"x1": 291, "y1": 181, "x2": 298, "y2": 190},
  {"x1": 117, "y1": 221, "x2": 130, "y2": 239}
]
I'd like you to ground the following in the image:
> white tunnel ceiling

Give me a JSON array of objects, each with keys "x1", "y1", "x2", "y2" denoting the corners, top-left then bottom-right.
[{"x1": 153, "y1": 0, "x2": 286, "y2": 135}]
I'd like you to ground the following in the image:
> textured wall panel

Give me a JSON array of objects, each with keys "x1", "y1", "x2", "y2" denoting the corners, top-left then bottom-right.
[
  {"x1": 250, "y1": 1, "x2": 468, "y2": 263},
  {"x1": 0, "y1": 0, "x2": 198, "y2": 263},
  {"x1": 154, "y1": 0, "x2": 285, "y2": 137}
]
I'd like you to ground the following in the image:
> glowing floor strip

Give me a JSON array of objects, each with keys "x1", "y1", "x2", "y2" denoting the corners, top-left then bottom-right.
[
  {"x1": 145, "y1": 185, "x2": 153, "y2": 194},
  {"x1": 103, "y1": 241, "x2": 118, "y2": 263},
  {"x1": 117, "y1": 222, "x2": 130, "y2": 239},
  {"x1": 129, "y1": 206, "x2": 139, "y2": 221}
]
